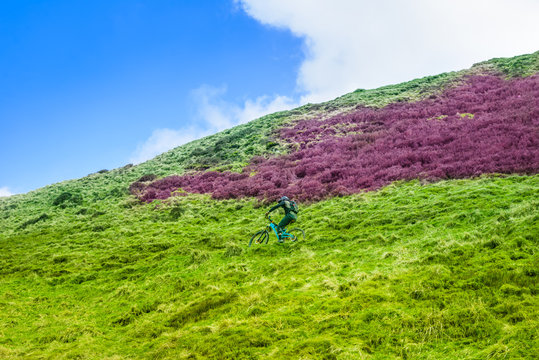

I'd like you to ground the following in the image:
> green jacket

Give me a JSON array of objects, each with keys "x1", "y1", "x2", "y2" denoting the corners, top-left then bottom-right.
[{"x1": 268, "y1": 200, "x2": 297, "y2": 217}]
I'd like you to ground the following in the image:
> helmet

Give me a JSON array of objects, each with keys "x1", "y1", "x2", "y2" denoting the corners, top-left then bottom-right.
[{"x1": 279, "y1": 196, "x2": 289, "y2": 203}]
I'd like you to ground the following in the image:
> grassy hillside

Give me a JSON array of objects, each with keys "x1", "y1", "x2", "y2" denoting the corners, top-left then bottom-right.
[
  {"x1": 1, "y1": 52, "x2": 537, "y2": 215},
  {"x1": 136, "y1": 73, "x2": 538, "y2": 203},
  {"x1": 1, "y1": 175, "x2": 538, "y2": 359},
  {"x1": 1, "y1": 51, "x2": 538, "y2": 359}
]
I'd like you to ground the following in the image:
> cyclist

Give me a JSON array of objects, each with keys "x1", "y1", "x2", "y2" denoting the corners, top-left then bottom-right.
[{"x1": 265, "y1": 196, "x2": 299, "y2": 242}]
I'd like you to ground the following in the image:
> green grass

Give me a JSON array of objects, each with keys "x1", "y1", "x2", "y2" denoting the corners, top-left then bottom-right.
[
  {"x1": 1, "y1": 175, "x2": 537, "y2": 359},
  {"x1": 473, "y1": 50, "x2": 539, "y2": 78}
]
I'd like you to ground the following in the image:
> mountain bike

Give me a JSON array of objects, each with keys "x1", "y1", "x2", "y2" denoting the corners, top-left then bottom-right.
[{"x1": 248, "y1": 215, "x2": 305, "y2": 246}]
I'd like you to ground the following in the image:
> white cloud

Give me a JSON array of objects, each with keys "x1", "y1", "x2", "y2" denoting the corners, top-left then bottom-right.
[
  {"x1": 130, "y1": 85, "x2": 298, "y2": 164},
  {"x1": 0, "y1": 186, "x2": 14, "y2": 197},
  {"x1": 129, "y1": 128, "x2": 205, "y2": 164},
  {"x1": 190, "y1": 85, "x2": 237, "y2": 130},
  {"x1": 191, "y1": 84, "x2": 298, "y2": 128},
  {"x1": 132, "y1": 0, "x2": 539, "y2": 163},
  {"x1": 237, "y1": 0, "x2": 539, "y2": 103},
  {"x1": 238, "y1": 94, "x2": 298, "y2": 124}
]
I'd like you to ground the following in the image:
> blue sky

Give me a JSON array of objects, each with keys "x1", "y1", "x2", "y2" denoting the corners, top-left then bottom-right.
[
  {"x1": 0, "y1": 0, "x2": 302, "y2": 194},
  {"x1": 1, "y1": 0, "x2": 538, "y2": 196}
]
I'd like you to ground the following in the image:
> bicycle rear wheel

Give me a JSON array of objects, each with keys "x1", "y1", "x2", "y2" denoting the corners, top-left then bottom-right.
[
  {"x1": 287, "y1": 228, "x2": 305, "y2": 242},
  {"x1": 249, "y1": 230, "x2": 269, "y2": 247}
]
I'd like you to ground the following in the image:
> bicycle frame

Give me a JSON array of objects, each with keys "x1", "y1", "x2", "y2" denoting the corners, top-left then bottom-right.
[{"x1": 267, "y1": 216, "x2": 294, "y2": 241}]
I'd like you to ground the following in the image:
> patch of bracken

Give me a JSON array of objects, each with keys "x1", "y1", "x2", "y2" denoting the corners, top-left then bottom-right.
[{"x1": 138, "y1": 75, "x2": 539, "y2": 203}]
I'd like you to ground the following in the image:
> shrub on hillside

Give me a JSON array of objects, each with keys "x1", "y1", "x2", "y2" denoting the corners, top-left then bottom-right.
[
  {"x1": 108, "y1": 187, "x2": 126, "y2": 198},
  {"x1": 129, "y1": 182, "x2": 146, "y2": 195},
  {"x1": 129, "y1": 174, "x2": 158, "y2": 195},
  {"x1": 169, "y1": 206, "x2": 185, "y2": 220},
  {"x1": 19, "y1": 213, "x2": 50, "y2": 229},
  {"x1": 52, "y1": 192, "x2": 83, "y2": 208},
  {"x1": 137, "y1": 174, "x2": 158, "y2": 182}
]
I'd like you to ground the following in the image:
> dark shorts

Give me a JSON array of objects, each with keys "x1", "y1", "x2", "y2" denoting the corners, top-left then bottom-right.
[{"x1": 278, "y1": 213, "x2": 297, "y2": 231}]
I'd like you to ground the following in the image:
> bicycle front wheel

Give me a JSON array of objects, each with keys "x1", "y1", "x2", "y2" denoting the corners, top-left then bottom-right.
[
  {"x1": 288, "y1": 228, "x2": 305, "y2": 242},
  {"x1": 249, "y1": 230, "x2": 269, "y2": 247}
]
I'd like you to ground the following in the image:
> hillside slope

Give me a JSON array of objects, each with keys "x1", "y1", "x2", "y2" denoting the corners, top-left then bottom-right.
[{"x1": 0, "y1": 51, "x2": 538, "y2": 359}]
